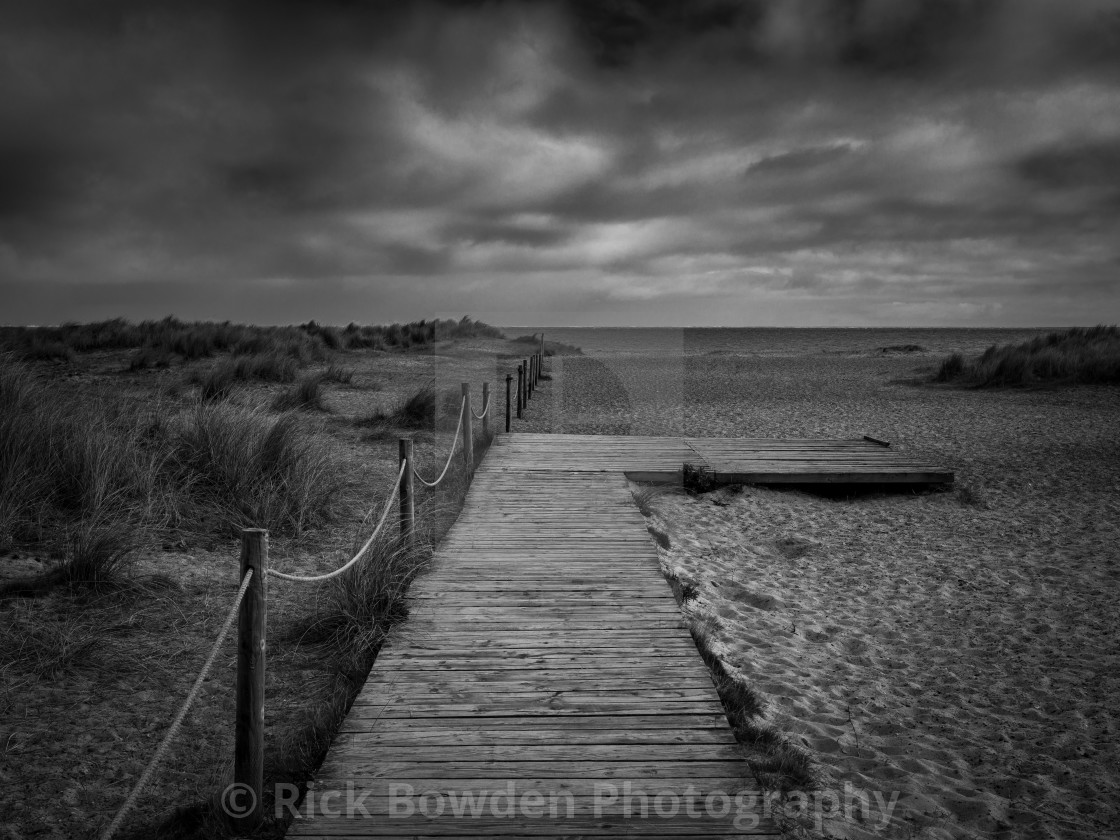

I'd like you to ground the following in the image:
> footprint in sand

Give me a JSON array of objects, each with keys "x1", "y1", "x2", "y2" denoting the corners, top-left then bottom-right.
[
  {"x1": 774, "y1": 535, "x2": 817, "y2": 559},
  {"x1": 721, "y1": 582, "x2": 783, "y2": 611},
  {"x1": 802, "y1": 625, "x2": 832, "y2": 642}
]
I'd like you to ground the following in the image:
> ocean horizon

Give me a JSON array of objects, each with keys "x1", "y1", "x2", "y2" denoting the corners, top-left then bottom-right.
[{"x1": 500, "y1": 325, "x2": 1058, "y2": 357}]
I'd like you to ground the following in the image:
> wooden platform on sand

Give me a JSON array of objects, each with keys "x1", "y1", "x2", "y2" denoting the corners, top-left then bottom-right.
[
  {"x1": 288, "y1": 433, "x2": 950, "y2": 837},
  {"x1": 496, "y1": 433, "x2": 954, "y2": 485}
]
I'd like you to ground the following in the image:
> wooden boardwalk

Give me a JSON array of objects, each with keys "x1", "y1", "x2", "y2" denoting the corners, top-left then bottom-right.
[
  {"x1": 288, "y1": 437, "x2": 782, "y2": 838},
  {"x1": 289, "y1": 433, "x2": 949, "y2": 837}
]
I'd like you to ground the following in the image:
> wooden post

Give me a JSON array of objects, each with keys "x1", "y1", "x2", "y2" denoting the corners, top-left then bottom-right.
[
  {"x1": 235, "y1": 529, "x2": 267, "y2": 833},
  {"x1": 528, "y1": 356, "x2": 534, "y2": 398},
  {"x1": 516, "y1": 365, "x2": 523, "y2": 419},
  {"x1": 398, "y1": 439, "x2": 414, "y2": 543},
  {"x1": 461, "y1": 382, "x2": 474, "y2": 471},
  {"x1": 524, "y1": 357, "x2": 531, "y2": 400},
  {"x1": 481, "y1": 382, "x2": 490, "y2": 438},
  {"x1": 505, "y1": 373, "x2": 513, "y2": 431}
]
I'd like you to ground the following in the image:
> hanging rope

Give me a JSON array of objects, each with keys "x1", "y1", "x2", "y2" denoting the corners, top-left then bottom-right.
[
  {"x1": 471, "y1": 394, "x2": 489, "y2": 421},
  {"x1": 411, "y1": 396, "x2": 465, "y2": 488},
  {"x1": 98, "y1": 569, "x2": 255, "y2": 840},
  {"x1": 266, "y1": 460, "x2": 405, "y2": 583}
]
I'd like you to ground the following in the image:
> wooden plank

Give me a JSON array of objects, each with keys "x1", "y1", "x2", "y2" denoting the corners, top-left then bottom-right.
[
  {"x1": 314, "y1": 759, "x2": 756, "y2": 780},
  {"x1": 331, "y1": 729, "x2": 736, "y2": 746},
  {"x1": 324, "y1": 748, "x2": 743, "y2": 770},
  {"x1": 291, "y1": 820, "x2": 774, "y2": 838},
  {"x1": 304, "y1": 776, "x2": 757, "y2": 793},
  {"x1": 331, "y1": 725, "x2": 734, "y2": 748},
  {"x1": 336, "y1": 715, "x2": 734, "y2": 733}
]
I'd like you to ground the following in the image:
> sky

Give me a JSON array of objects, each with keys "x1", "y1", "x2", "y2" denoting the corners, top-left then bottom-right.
[{"x1": 2, "y1": 0, "x2": 1119, "y2": 327}]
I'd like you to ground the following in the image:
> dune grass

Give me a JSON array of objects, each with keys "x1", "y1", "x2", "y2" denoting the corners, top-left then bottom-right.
[
  {"x1": 0, "y1": 315, "x2": 508, "y2": 368},
  {"x1": 0, "y1": 359, "x2": 168, "y2": 555},
  {"x1": 354, "y1": 385, "x2": 451, "y2": 438},
  {"x1": 321, "y1": 363, "x2": 353, "y2": 384},
  {"x1": 689, "y1": 619, "x2": 818, "y2": 793},
  {"x1": 171, "y1": 405, "x2": 341, "y2": 535},
  {"x1": 340, "y1": 316, "x2": 503, "y2": 351},
  {"x1": 935, "y1": 325, "x2": 1120, "y2": 386},
  {"x1": 511, "y1": 334, "x2": 583, "y2": 357},
  {"x1": 271, "y1": 373, "x2": 329, "y2": 412},
  {"x1": 0, "y1": 356, "x2": 343, "y2": 594},
  {"x1": 1, "y1": 319, "x2": 511, "y2": 840},
  {"x1": 185, "y1": 358, "x2": 280, "y2": 402}
]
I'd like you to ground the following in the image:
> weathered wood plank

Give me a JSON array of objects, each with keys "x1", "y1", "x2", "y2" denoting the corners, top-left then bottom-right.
[
  {"x1": 337, "y1": 715, "x2": 734, "y2": 733},
  {"x1": 312, "y1": 759, "x2": 756, "y2": 780},
  {"x1": 331, "y1": 729, "x2": 736, "y2": 746}
]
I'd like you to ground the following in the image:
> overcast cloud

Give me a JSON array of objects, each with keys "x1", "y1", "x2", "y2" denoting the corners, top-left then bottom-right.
[{"x1": 2, "y1": 0, "x2": 1119, "y2": 326}]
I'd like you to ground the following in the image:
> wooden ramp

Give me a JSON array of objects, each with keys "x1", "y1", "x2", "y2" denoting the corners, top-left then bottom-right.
[{"x1": 288, "y1": 443, "x2": 779, "y2": 837}]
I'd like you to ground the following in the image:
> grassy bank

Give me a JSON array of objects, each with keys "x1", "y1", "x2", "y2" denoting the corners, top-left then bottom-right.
[
  {"x1": 0, "y1": 318, "x2": 511, "y2": 839},
  {"x1": 0, "y1": 315, "x2": 505, "y2": 366},
  {"x1": 935, "y1": 325, "x2": 1120, "y2": 386}
]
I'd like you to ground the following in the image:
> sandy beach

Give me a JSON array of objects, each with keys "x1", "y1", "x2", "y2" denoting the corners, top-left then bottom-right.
[{"x1": 526, "y1": 345, "x2": 1119, "y2": 840}]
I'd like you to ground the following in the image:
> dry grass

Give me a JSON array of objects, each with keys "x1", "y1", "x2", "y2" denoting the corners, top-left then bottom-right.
[
  {"x1": 353, "y1": 385, "x2": 465, "y2": 438},
  {"x1": 645, "y1": 524, "x2": 671, "y2": 549},
  {"x1": 321, "y1": 363, "x2": 353, "y2": 384},
  {"x1": 289, "y1": 530, "x2": 428, "y2": 654},
  {"x1": 340, "y1": 316, "x2": 503, "y2": 351},
  {"x1": 0, "y1": 325, "x2": 517, "y2": 840},
  {"x1": 0, "y1": 360, "x2": 169, "y2": 556},
  {"x1": 631, "y1": 484, "x2": 671, "y2": 517},
  {"x1": 271, "y1": 374, "x2": 329, "y2": 412},
  {"x1": 0, "y1": 355, "x2": 344, "y2": 583},
  {"x1": 0, "y1": 315, "x2": 508, "y2": 369},
  {"x1": 689, "y1": 619, "x2": 818, "y2": 793},
  {"x1": 170, "y1": 405, "x2": 342, "y2": 535},
  {"x1": 683, "y1": 462, "x2": 718, "y2": 494},
  {"x1": 935, "y1": 325, "x2": 1120, "y2": 386}
]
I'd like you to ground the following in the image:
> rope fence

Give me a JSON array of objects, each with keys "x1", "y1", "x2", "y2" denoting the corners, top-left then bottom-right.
[
  {"x1": 411, "y1": 396, "x2": 465, "y2": 488},
  {"x1": 98, "y1": 569, "x2": 255, "y2": 840},
  {"x1": 265, "y1": 460, "x2": 406, "y2": 583},
  {"x1": 97, "y1": 351, "x2": 548, "y2": 838}
]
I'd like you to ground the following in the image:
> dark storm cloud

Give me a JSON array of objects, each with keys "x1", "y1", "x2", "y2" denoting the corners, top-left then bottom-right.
[
  {"x1": 1, "y1": 0, "x2": 1119, "y2": 326},
  {"x1": 0, "y1": 139, "x2": 69, "y2": 221},
  {"x1": 1017, "y1": 142, "x2": 1120, "y2": 191}
]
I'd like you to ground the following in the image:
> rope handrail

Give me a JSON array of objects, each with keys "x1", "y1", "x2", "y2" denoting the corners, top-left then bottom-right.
[
  {"x1": 98, "y1": 569, "x2": 255, "y2": 840},
  {"x1": 266, "y1": 460, "x2": 406, "y2": 583},
  {"x1": 411, "y1": 396, "x2": 465, "y2": 488},
  {"x1": 470, "y1": 394, "x2": 489, "y2": 421},
  {"x1": 101, "y1": 375, "x2": 515, "y2": 840}
]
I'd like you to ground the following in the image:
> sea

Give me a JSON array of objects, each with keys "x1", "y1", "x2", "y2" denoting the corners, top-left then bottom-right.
[{"x1": 499, "y1": 327, "x2": 1057, "y2": 357}]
